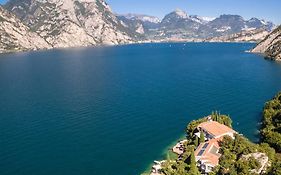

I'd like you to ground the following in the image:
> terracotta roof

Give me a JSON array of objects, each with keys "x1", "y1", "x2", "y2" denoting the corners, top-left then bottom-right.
[
  {"x1": 195, "y1": 139, "x2": 221, "y2": 166},
  {"x1": 197, "y1": 121, "x2": 235, "y2": 137}
]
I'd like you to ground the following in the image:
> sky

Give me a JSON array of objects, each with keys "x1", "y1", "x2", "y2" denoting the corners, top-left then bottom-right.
[{"x1": 0, "y1": 0, "x2": 280, "y2": 24}]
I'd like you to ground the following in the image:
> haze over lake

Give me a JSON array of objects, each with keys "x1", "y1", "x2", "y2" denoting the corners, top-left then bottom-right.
[{"x1": 1, "y1": 43, "x2": 281, "y2": 175}]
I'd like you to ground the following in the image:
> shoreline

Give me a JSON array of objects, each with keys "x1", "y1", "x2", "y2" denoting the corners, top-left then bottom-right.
[
  {"x1": 141, "y1": 135, "x2": 186, "y2": 175},
  {"x1": 145, "y1": 139, "x2": 188, "y2": 175},
  {"x1": 0, "y1": 40, "x2": 257, "y2": 56}
]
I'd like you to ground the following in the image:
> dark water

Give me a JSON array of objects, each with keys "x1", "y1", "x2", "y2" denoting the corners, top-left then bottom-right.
[{"x1": 0, "y1": 43, "x2": 281, "y2": 175}]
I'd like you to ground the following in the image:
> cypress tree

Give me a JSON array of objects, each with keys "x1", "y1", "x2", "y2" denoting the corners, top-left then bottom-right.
[
  {"x1": 190, "y1": 149, "x2": 196, "y2": 167},
  {"x1": 215, "y1": 111, "x2": 218, "y2": 121},
  {"x1": 211, "y1": 111, "x2": 215, "y2": 120},
  {"x1": 194, "y1": 136, "x2": 199, "y2": 147},
  {"x1": 189, "y1": 148, "x2": 200, "y2": 175},
  {"x1": 199, "y1": 131, "x2": 205, "y2": 143}
]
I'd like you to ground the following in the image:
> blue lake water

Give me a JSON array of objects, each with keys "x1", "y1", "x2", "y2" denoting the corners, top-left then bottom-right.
[{"x1": 0, "y1": 43, "x2": 281, "y2": 175}]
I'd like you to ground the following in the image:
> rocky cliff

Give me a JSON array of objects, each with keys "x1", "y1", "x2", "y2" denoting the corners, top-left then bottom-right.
[
  {"x1": 251, "y1": 25, "x2": 281, "y2": 61},
  {"x1": 3, "y1": 0, "x2": 134, "y2": 49},
  {"x1": 0, "y1": 6, "x2": 51, "y2": 53}
]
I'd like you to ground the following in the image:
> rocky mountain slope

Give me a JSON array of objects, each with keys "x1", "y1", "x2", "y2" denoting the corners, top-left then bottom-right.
[
  {"x1": 0, "y1": 2, "x2": 277, "y2": 54},
  {"x1": 200, "y1": 15, "x2": 273, "y2": 37},
  {"x1": 118, "y1": 9, "x2": 274, "y2": 41},
  {"x1": 0, "y1": 6, "x2": 51, "y2": 53},
  {"x1": 205, "y1": 28, "x2": 270, "y2": 43},
  {"x1": 4, "y1": 0, "x2": 135, "y2": 48},
  {"x1": 251, "y1": 25, "x2": 281, "y2": 61},
  {"x1": 117, "y1": 14, "x2": 160, "y2": 35}
]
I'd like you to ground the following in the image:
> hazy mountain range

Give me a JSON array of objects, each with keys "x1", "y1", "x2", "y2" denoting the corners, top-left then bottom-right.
[
  {"x1": 118, "y1": 9, "x2": 274, "y2": 41},
  {"x1": 0, "y1": 0, "x2": 277, "y2": 53}
]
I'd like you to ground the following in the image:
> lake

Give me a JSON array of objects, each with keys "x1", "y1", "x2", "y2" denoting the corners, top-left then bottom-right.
[{"x1": 0, "y1": 43, "x2": 281, "y2": 175}]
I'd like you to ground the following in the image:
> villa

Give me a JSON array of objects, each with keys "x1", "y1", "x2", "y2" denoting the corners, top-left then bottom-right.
[
  {"x1": 195, "y1": 138, "x2": 221, "y2": 173},
  {"x1": 194, "y1": 119, "x2": 237, "y2": 173},
  {"x1": 151, "y1": 118, "x2": 238, "y2": 175},
  {"x1": 195, "y1": 120, "x2": 236, "y2": 140}
]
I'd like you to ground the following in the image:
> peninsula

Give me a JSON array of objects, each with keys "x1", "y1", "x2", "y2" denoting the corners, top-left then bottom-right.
[{"x1": 148, "y1": 98, "x2": 281, "y2": 175}]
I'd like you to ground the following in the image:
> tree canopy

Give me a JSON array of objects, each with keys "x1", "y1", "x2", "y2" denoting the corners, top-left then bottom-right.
[{"x1": 261, "y1": 92, "x2": 281, "y2": 152}]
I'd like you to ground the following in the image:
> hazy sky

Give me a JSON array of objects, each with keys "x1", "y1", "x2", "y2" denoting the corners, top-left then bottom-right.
[{"x1": 1, "y1": 0, "x2": 280, "y2": 24}]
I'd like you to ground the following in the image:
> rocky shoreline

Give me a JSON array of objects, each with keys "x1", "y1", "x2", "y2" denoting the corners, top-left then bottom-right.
[
  {"x1": 149, "y1": 140, "x2": 187, "y2": 175},
  {"x1": 251, "y1": 25, "x2": 281, "y2": 61}
]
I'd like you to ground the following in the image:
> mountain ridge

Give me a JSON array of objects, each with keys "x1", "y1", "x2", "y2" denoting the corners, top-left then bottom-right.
[
  {"x1": 205, "y1": 28, "x2": 270, "y2": 43},
  {"x1": 4, "y1": 0, "x2": 135, "y2": 49},
  {"x1": 0, "y1": 3, "x2": 277, "y2": 54},
  {"x1": 118, "y1": 9, "x2": 274, "y2": 41}
]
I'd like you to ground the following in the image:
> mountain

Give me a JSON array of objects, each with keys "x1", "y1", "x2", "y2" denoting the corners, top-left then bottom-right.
[
  {"x1": 118, "y1": 15, "x2": 145, "y2": 34},
  {"x1": 205, "y1": 28, "x2": 270, "y2": 43},
  {"x1": 4, "y1": 0, "x2": 134, "y2": 48},
  {"x1": 157, "y1": 10, "x2": 274, "y2": 40},
  {"x1": 119, "y1": 14, "x2": 160, "y2": 24},
  {"x1": 160, "y1": 9, "x2": 200, "y2": 28},
  {"x1": 0, "y1": 3, "x2": 277, "y2": 54},
  {"x1": 189, "y1": 15, "x2": 215, "y2": 24},
  {"x1": 246, "y1": 18, "x2": 274, "y2": 31},
  {"x1": 117, "y1": 13, "x2": 160, "y2": 37},
  {"x1": 118, "y1": 9, "x2": 274, "y2": 41},
  {"x1": 251, "y1": 25, "x2": 281, "y2": 61},
  {"x1": 154, "y1": 9, "x2": 205, "y2": 39},
  {"x1": 197, "y1": 14, "x2": 274, "y2": 39},
  {"x1": 117, "y1": 9, "x2": 215, "y2": 40},
  {"x1": 0, "y1": 5, "x2": 51, "y2": 53}
]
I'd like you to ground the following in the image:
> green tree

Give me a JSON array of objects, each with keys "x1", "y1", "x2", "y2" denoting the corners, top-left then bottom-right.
[
  {"x1": 186, "y1": 118, "x2": 207, "y2": 138},
  {"x1": 219, "y1": 149, "x2": 237, "y2": 175},
  {"x1": 199, "y1": 131, "x2": 205, "y2": 143},
  {"x1": 189, "y1": 149, "x2": 200, "y2": 175},
  {"x1": 194, "y1": 136, "x2": 199, "y2": 148},
  {"x1": 261, "y1": 92, "x2": 281, "y2": 152},
  {"x1": 270, "y1": 153, "x2": 281, "y2": 175}
]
